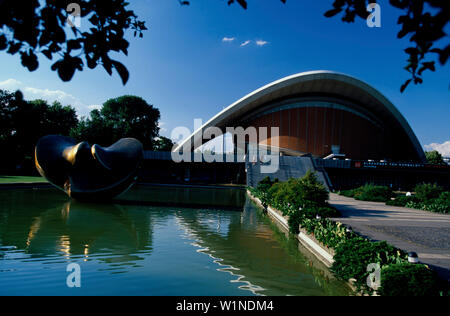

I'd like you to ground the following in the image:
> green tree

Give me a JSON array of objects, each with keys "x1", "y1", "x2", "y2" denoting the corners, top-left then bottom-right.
[
  {"x1": 13, "y1": 98, "x2": 78, "y2": 169},
  {"x1": 71, "y1": 95, "x2": 161, "y2": 150},
  {"x1": 154, "y1": 136, "x2": 175, "y2": 152},
  {"x1": 0, "y1": 0, "x2": 147, "y2": 84},
  {"x1": 425, "y1": 150, "x2": 446, "y2": 165},
  {"x1": 0, "y1": 89, "x2": 16, "y2": 142},
  {"x1": 70, "y1": 109, "x2": 115, "y2": 147},
  {"x1": 0, "y1": 90, "x2": 78, "y2": 173}
]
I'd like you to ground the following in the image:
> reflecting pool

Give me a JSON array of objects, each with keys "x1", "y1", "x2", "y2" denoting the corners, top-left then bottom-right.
[{"x1": 0, "y1": 186, "x2": 351, "y2": 296}]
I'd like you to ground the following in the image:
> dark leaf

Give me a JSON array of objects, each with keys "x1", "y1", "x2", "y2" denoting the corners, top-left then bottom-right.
[
  {"x1": 102, "y1": 57, "x2": 113, "y2": 75},
  {"x1": 111, "y1": 60, "x2": 129, "y2": 85},
  {"x1": 400, "y1": 79, "x2": 412, "y2": 93},
  {"x1": 324, "y1": 8, "x2": 343, "y2": 18},
  {"x1": 236, "y1": 0, "x2": 247, "y2": 9},
  {"x1": 42, "y1": 49, "x2": 53, "y2": 60},
  {"x1": 6, "y1": 41, "x2": 22, "y2": 55},
  {"x1": 0, "y1": 35, "x2": 7, "y2": 51},
  {"x1": 67, "y1": 39, "x2": 82, "y2": 52},
  {"x1": 86, "y1": 56, "x2": 97, "y2": 69},
  {"x1": 20, "y1": 50, "x2": 39, "y2": 72},
  {"x1": 52, "y1": 55, "x2": 83, "y2": 82}
]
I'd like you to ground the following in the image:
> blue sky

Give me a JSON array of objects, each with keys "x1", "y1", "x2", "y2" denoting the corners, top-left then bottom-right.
[{"x1": 0, "y1": 0, "x2": 449, "y2": 154}]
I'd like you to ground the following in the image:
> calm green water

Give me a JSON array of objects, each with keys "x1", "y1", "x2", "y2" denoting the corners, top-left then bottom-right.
[{"x1": 0, "y1": 187, "x2": 351, "y2": 296}]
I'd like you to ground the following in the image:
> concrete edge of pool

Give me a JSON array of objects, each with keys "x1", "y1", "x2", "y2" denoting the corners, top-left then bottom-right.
[{"x1": 246, "y1": 190, "x2": 358, "y2": 294}]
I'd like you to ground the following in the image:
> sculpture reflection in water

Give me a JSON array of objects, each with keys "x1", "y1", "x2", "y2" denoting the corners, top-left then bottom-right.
[
  {"x1": 0, "y1": 199, "x2": 155, "y2": 271},
  {"x1": 35, "y1": 135, "x2": 143, "y2": 200}
]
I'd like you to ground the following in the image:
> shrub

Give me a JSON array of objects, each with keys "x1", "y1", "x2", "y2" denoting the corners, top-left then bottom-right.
[
  {"x1": 331, "y1": 238, "x2": 407, "y2": 293},
  {"x1": 267, "y1": 171, "x2": 329, "y2": 215},
  {"x1": 404, "y1": 191, "x2": 450, "y2": 214},
  {"x1": 435, "y1": 192, "x2": 450, "y2": 213},
  {"x1": 340, "y1": 189, "x2": 355, "y2": 198},
  {"x1": 302, "y1": 206, "x2": 341, "y2": 219},
  {"x1": 301, "y1": 219, "x2": 355, "y2": 249},
  {"x1": 296, "y1": 170, "x2": 329, "y2": 206},
  {"x1": 378, "y1": 263, "x2": 440, "y2": 296},
  {"x1": 386, "y1": 195, "x2": 418, "y2": 207},
  {"x1": 339, "y1": 184, "x2": 393, "y2": 202},
  {"x1": 288, "y1": 206, "x2": 341, "y2": 234},
  {"x1": 352, "y1": 184, "x2": 393, "y2": 202},
  {"x1": 288, "y1": 210, "x2": 304, "y2": 234},
  {"x1": 256, "y1": 176, "x2": 275, "y2": 192},
  {"x1": 414, "y1": 183, "x2": 443, "y2": 202}
]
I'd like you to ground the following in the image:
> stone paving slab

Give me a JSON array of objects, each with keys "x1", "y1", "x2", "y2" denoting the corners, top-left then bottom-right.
[{"x1": 328, "y1": 193, "x2": 450, "y2": 282}]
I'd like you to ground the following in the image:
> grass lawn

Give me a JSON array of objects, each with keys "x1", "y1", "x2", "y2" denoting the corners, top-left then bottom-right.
[{"x1": 0, "y1": 175, "x2": 48, "y2": 183}]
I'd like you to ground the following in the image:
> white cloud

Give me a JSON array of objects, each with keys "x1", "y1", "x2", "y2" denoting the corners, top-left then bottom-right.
[
  {"x1": 256, "y1": 40, "x2": 269, "y2": 47},
  {"x1": 0, "y1": 78, "x2": 23, "y2": 90},
  {"x1": 424, "y1": 141, "x2": 450, "y2": 157},
  {"x1": 240, "y1": 40, "x2": 251, "y2": 47},
  {"x1": 87, "y1": 104, "x2": 102, "y2": 111},
  {"x1": 222, "y1": 37, "x2": 235, "y2": 42},
  {"x1": 158, "y1": 121, "x2": 167, "y2": 133},
  {"x1": 0, "y1": 78, "x2": 92, "y2": 117}
]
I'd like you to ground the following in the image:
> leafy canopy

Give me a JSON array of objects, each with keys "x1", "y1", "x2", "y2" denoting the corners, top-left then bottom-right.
[
  {"x1": 70, "y1": 95, "x2": 161, "y2": 150},
  {"x1": 425, "y1": 150, "x2": 446, "y2": 165},
  {"x1": 0, "y1": 89, "x2": 78, "y2": 172},
  {"x1": 0, "y1": 0, "x2": 147, "y2": 84}
]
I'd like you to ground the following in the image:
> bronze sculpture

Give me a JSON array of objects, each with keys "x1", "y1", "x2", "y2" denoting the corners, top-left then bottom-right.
[{"x1": 35, "y1": 135, "x2": 143, "y2": 200}]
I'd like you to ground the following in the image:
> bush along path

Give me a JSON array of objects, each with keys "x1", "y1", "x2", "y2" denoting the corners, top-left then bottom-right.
[
  {"x1": 339, "y1": 183, "x2": 450, "y2": 214},
  {"x1": 248, "y1": 172, "x2": 447, "y2": 296}
]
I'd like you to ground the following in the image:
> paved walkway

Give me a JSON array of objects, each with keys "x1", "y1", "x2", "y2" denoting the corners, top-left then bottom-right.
[{"x1": 329, "y1": 193, "x2": 450, "y2": 282}]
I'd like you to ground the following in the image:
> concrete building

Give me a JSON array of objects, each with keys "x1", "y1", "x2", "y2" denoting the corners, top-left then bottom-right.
[{"x1": 175, "y1": 71, "x2": 425, "y2": 162}]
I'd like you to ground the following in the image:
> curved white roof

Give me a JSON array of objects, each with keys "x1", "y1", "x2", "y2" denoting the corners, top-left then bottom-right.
[{"x1": 174, "y1": 70, "x2": 425, "y2": 162}]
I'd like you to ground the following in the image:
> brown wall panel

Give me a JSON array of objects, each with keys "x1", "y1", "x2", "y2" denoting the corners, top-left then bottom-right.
[
  {"x1": 314, "y1": 107, "x2": 325, "y2": 156},
  {"x1": 289, "y1": 108, "x2": 298, "y2": 151},
  {"x1": 323, "y1": 107, "x2": 333, "y2": 156},
  {"x1": 247, "y1": 106, "x2": 402, "y2": 160},
  {"x1": 279, "y1": 110, "x2": 290, "y2": 149},
  {"x1": 298, "y1": 108, "x2": 307, "y2": 153},
  {"x1": 306, "y1": 107, "x2": 316, "y2": 153}
]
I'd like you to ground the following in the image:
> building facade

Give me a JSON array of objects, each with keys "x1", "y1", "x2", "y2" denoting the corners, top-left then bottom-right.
[{"x1": 175, "y1": 71, "x2": 425, "y2": 163}]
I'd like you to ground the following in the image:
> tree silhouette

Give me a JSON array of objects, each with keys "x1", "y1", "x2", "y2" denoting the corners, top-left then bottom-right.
[
  {"x1": 323, "y1": 0, "x2": 449, "y2": 92},
  {"x1": 0, "y1": 89, "x2": 78, "y2": 173},
  {"x1": 70, "y1": 95, "x2": 161, "y2": 150},
  {"x1": 0, "y1": 0, "x2": 147, "y2": 84}
]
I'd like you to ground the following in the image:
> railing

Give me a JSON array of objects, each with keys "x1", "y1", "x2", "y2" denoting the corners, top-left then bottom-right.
[{"x1": 143, "y1": 151, "x2": 245, "y2": 163}]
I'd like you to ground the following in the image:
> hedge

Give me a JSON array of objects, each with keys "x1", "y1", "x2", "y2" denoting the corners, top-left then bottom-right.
[
  {"x1": 378, "y1": 263, "x2": 441, "y2": 296},
  {"x1": 341, "y1": 182, "x2": 450, "y2": 214}
]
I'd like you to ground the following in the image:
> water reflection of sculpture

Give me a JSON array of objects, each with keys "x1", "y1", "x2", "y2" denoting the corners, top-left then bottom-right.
[
  {"x1": 0, "y1": 199, "x2": 156, "y2": 271},
  {"x1": 35, "y1": 135, "x2": 143, "y2": 200}
]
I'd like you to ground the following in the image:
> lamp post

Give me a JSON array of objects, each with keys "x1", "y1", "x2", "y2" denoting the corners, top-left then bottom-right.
[{"x1": 408, "y1": 252, "x2": 419, "y2": 264}]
